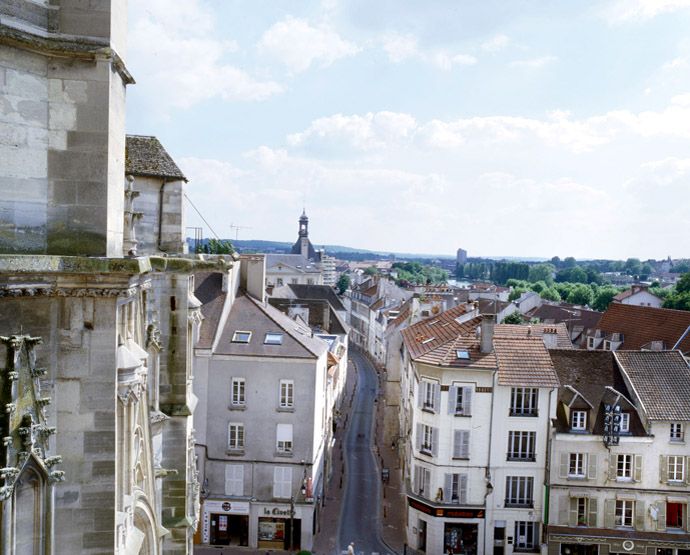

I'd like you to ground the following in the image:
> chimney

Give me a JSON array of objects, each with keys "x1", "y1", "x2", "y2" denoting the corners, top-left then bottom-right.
[{"x1": 480, "y1": 314, "x2": 495, "y2": 354}]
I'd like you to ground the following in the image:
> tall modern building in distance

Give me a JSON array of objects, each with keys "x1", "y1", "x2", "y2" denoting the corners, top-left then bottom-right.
[{"x1": 457, "y1": 248, "x2": 468, "y2": 265}]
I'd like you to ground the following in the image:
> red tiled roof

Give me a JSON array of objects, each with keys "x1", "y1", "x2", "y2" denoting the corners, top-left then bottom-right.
[
  {"x1": 597, "y1": 303, "x2": 690, "y2": 352},
  {"x1": 415, "y1": 332, "x2": 496, "y2": 369},
  {"x1": 494, "y1": 323, "x2": 573, "y2": 349},
  {"x1": 494, "y1": 337, "x2": 560, "y2": 387},
  {"x1": 401, "y1": 304, "x2": 478, "y2": 360}
]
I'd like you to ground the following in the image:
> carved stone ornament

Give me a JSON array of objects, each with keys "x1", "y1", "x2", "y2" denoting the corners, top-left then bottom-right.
[{"x1": 0, "y1": 335, "x2": 63, "y2": 500}]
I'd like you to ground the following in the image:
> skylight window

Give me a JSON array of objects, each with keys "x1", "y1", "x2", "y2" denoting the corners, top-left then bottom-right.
[
  {"x1": 456, "y1": 350, "x2": 470, "y2": 360},
  {"x1": 232, "y1": 331, "x2": 252, "y2": 343},
  {"x1": 264, "y1": 332, "x2": 284, "y2": 345}
]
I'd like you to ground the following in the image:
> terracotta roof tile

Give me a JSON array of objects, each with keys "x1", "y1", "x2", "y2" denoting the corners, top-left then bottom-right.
[
  {"x1": 494, "y1": 323, "x2": 573, "y2": 349},
  {"x1": 614, "y1": 350, "x2": 690, "y2": 421},
  {"x1": 596, "y1": 303, "x2": 690, "y2": 352},
  {"x1": 401, "y1": 304, "x2": 479, "y2": 360},
  {"x1": 494, "y1": 337, "x2": 560, "y2": 387}
]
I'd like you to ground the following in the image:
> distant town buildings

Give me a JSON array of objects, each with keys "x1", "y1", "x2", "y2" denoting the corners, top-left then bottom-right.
[
  {"x1": 612, "y1": 284, "x2": 663, "y2": 308},
  {"x1": 457, "y1": 248, "x2": 468, "y2": 265}
]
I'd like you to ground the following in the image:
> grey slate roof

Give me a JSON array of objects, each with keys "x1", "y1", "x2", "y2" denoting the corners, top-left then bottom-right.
[
  {"x1": 270, "y1": 283, "x2": 345, "y2": 312},
  {"x1": 125, "y1": 135, "x2": 187, "y2": 181},
  {"x1": 265, "y1": 254, "x2": 321, "y2": 273},
  {"x1": 194, "y1": 272, "x2": 226, "y2": 350},
  {"x1": 614, "y1": 350, "x2": 690, "y2": 421}
]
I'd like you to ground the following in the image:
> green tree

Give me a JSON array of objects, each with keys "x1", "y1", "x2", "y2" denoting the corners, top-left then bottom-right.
[
  {"x1": 336, "y1": 273, "x2": 351, "y2": 295},
  {"x1": 592, "y1": 286, "x2": 620, "y2": 311},
  {"x1": 550, "y1": 256, "x2": 561, "y2": 268},
  {"x1": 509, "y1": 287, "x2": 527, "y2": 302},
  {"x1": 529, "y1": 280, "x2": 547, "y2": 294},
  {"x1": 528, "y1": 263, "x2": 555, "y2": 285},
  {"x1": 197, "y1": 238, "x2": 235, "y2": 254},
  {"x1": 624, "y1": 258, "x2": 642, "y2": 276},
  {"x1": 556, "y1": 266, "x2": 587, "y2": 283},
  {"x1": 503, "y1": 311, "x2": 524, "y2": 324},
  {"x1": 567, "y1": 283, "x2": 594, "y2": 306},
  {"x1": 364, "y1": 266, "x2": 379, "y2": 276},
  {"x1": 676, "y1": 272, "x2": 690, "y2": 294},
  {"x1": 563, "y1": 256, "x2": 577, "y2": 268},
  {"x1": 540, "y1": 287, "x2": 561, "y2": 302}
]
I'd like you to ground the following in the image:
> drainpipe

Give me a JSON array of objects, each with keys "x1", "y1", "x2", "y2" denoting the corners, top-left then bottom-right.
[{"x1": 484, "y1": 367, "x2": 497, "y2": 554}]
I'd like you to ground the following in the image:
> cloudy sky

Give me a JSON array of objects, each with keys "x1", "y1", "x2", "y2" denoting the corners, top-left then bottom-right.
[{"x1": 126, "y1": 0, "x2": 690, "y2": 260}]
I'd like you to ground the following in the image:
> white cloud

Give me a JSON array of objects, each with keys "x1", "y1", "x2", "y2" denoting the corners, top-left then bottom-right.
[
  {"x1": 258, "y1": 16, "x2": 360, "y2": 73},
  {"x1": 128, "y1": 1, "x2": 282, "y2": 114},
  {"x1": 510, "y1": 55, "x2": 558, "y2": 69},
  {"x1": 381, "y1": 32, "x2": 477, "y2": 70},
  {"x1": 481, "y1": 34, "x2": 510, "y2": 52},
  {"x1": 604, "y1": 0, "x2": 690, "y2": 22}
]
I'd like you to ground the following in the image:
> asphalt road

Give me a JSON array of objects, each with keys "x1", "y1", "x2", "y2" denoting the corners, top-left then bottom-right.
[{"x1": 338, "y1": 350, "x2": 394, "y2": 555}]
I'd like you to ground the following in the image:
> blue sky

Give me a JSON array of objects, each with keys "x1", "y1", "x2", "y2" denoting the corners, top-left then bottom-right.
[{"x1": 126, "y1": 0, "x2": 690, "y2": 259}]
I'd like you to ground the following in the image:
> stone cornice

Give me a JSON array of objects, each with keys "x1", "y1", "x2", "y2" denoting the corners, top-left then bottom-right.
[{"x1": 0, "y1": 20, "x2": 135, "y2": 84}]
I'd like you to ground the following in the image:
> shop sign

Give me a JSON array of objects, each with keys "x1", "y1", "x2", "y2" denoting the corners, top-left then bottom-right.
[
  {"x1": 204, "y1": 500, "x2": 250, "y2": 514},
  {"x1": 263, "y1": 507, "x2": 293, "y2": 516},
  {"x1": 408, "y1": 498, "x2": 485, "y2": 519}
]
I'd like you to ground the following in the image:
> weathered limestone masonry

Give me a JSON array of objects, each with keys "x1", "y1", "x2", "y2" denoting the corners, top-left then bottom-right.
[{"x1": 0, "y1": 0, "x2": 132, "y2": 256}]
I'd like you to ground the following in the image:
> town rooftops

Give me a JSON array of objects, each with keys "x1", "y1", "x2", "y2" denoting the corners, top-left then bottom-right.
[
  {"x1": 194, "y1": 272, "x2": 226, "y2": 350},
  {"x1": 612, "y1": 284, "x2": 661, "y2": 302},
  {"x1": 494, "y1": 322, "x2": 573, "y2": 349},
  {"x1": 270, "y1": 283, "x2": 345, "y2": 312},
  {"x1": 614, "y1": 350, "x2": 690, "y2": 421},
  {"x1": 125, "y1": 135, "x2": 187, "y2": 181},
  {"x1": 594, "y1": 303, "x2": 690, "y2": 352},
  {"x1": 526, "y1": 302, "x2": 602, "y2": 332},
  {"x1": 265, "y1": 253, "x2": 322, "y2": 273},
  {"x1": 493, "y1": 336, "x2": 560, "y2": 387}
]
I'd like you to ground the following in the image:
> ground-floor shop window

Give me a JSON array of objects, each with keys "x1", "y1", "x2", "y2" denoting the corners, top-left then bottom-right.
[
  {"x1": 258, "y1": 517, "x2": 301, "y2": 551},
  {"x1": 444, "y1": 522, "x2": 478, "y2": 555},
  {"x1": 560, "y1": 544, "x2": 599, "y2": 555}
]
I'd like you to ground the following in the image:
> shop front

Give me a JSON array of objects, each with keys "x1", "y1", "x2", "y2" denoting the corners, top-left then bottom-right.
[
  {"x1": 201, "y1": 500, "x2": 250, "y2": 547},
  {"x1": 549, "y1": 527, "x2": 690, "y2": 555},
  {"x1": 256, "y1": 504, "x2": 303, "y2": 551}
]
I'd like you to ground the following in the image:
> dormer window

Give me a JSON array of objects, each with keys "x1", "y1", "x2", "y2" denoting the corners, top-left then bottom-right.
[
  {"x1": 571, "y1": 410, "x2": 587, "y2": 431},
  {"x1": 232, "y1": 331, "x2": 252, "y2": 343},
  {"x1": 264, "y1": 333, "x2": 284, "y2": 345}
]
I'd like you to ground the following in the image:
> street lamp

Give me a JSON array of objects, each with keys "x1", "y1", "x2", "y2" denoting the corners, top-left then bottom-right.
[{"x1": 289, "y1": 496, "x2": 295, "y2": 552}]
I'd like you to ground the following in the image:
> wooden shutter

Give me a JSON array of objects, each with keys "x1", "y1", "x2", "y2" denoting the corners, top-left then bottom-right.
[
  {"x1": 416, "y1": 423, "x2": 423, "y2": 452},
  {"x1": 659, "y1": 455, "x2": 668, "y2": 483},
  {"x1": 588, "y1": 498, "x2": 598, "y2": 527},
  {"x1": 225, "y1": 464, "x2": 243, "y2": 496},
  {"x1": 588, "y1": 453, "x2": 597, "y2": 480},
  {"x1": 608, "y1": 454, "x2": 617, "y2": 480},
  {"x1": 558, "y1": 495, "x2": 569, "y2": 525},
  {"x1": 414, "y1": 465, "x2": 423, "y2": 495},
  {"x1": 634, "y1": 500, "x2": 645, "y2": 530},
  {"x1": 273, "y1": 467, "x2": 292, "y2": 498},
  {"x1": 459, "y1": 474, "x2": 468, "y2": 504},
  {"x1": 444, "y1": 473, "x2": 452, "y2": 502},
  {"x1": 559, "y1": 453, "x2": 568, "y2": 479},
  {"x1": 634, "y1": 455, "x2": 642, "y2": 482},
  {"x1": 433, "y1": 383, "x2": 441, "y2": 413},
  {"x1": 431, "y1": 427, "x2": 439, "y2": 457},
  {"x1": 448, "y1": 386, "x2": 457, "y2": 414},
  {"x1": 569, "y1": 497, "x2": 578, "y2": 527},
  {"x1": 657, "y1": 501, "x2": 666, "y2": 531},
  {"x1": 604, "y1": 499, "x2": 616, "y2": 528},
  {"x1": 686, "y1": 457, "x2": 690, "y2": 486},
  {"x1": 454, "y1": 430, "x2": 469, "y2": 458},
  {"x1": 417, "y1": 382, "x2": 423, "y2": 408},
  {"x1": 463, "y1": 387, "x2": 472, "y2": 416}
]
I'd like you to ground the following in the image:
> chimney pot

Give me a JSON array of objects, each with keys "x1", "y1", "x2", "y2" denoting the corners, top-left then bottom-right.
[{"x1": 480, "y1": 314, "x2": 495, "y2": 353}]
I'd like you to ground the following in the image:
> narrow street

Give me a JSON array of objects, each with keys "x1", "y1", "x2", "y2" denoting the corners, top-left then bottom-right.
[{"x1": 338, "y1": 350, "x2": 395, "y2": 555}]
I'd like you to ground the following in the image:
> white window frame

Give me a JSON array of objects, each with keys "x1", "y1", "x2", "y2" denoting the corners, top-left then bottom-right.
[
  {"x1": 276, "y1": 423, "x2": 293, "y2": 454},
  {"x1": 454, "y1": 387, "x2": 465, "y2": 414},
  {"x1": 620, "y1": 412, "x2": 630, "y2": 433},
  {"x1": 230, "y1": 377, "x2": 245, "y2": 406},
  {"x1": 569, "y1": 453, "x2": 586, "y2": 477},
  {"x1": 670, "y1": 422, "x2": 684, "y2": 442},
  {"x1": 668, "y1": 455, "x2": 685, "y2": 482},
  {"x1": 227, "y1": 422, "x2": 244, "y2": 451},
  {"x1": 279, "y1": 379, "x2": 294, "y2": 409},
  {"x1": 571, "y1": 410, "x2": 587, "y2": 431},
  {"x1": 422, "y1": 380, "x2": 436, "y2": 411},
  {"x1": 505, "y1": 476, "x2": 534, "y2": 507},
  {"x1": 507, "y1": 431, "x2": 536, "y2": 461},
  {"x1": 617, "y1": 454, "x2": 633, "y2": 479},
  {"x1": 615, "y1": 499, "x2": 634, "y2": 527},
  {"x1": 510, "y1": 387, "x2": 538, "y2": 416},
  {"x1": 576, "y1": 497, "x2": 588, "y2": 526},
  {"x1": 264, "y1": 332, "x2": 284, "y2": 345},
  {"x1": 514, "y1": 521, "x2": 538, "y2": 551},
  {"x1": 232, "y1": 330, "x2": 252, "y2": 343},
  {"x1": 415, "y1": 465, "x2": 431, "y2": 497},
  {"x1": 421, "y1": 424, "x2": 433, "y2": 455}
]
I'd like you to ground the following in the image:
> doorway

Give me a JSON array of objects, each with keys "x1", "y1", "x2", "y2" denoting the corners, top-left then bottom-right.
[{"x1": 210, "y1": 514, "x2": 248, "y2": 546}]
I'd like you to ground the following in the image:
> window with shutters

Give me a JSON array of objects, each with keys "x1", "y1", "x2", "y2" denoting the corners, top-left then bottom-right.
[
  {"x1": 569, "y1": 453, "x2": 586, "y2": 477},
  {"x1": 453, "y1": 386, "x2": 472, "y2": 416},
  {"x1": 510, "y1": 388, "x2": 538, "y2": 416},
  {"x1": 414, "y1": 465, "x2": 431, "y2": 497},
  {"x1": 420, "y1": 424, "x2": 433, "y2": 455},
  {"x1": 666, "y1": 502, "x2": 685, "y2": 529},
  {"x1": 615, "y1": 499, "x2": 634, "y2": 527},
  {"x1": 224, "y1": 465, "x2": 244, "y2": 496},
  {"x1": 670, "y1": 422, "x2": 684, "y2": 442},
  {"x1": 279, "y1": 379, "x2": 294, "y2": 409},
  {"x1": 446, "y1": 473, "x2": 467, "y2": 504},
  {"x1": 505, "y1": 476, "x2": 533, "y2": 507},
  {"x1": 616, "y1": 454, "x2": 633, "y2": 480},
  {"x1": 575, "y1": 497, "x2": 587, "y2": 526},
  {"x1": 230, "y1": 377, "x2": 245, "y2": 407},
  {"x1": 668, "y1": 455, "x2": 685, "y2": 482},
  {"x1": 273, "y1": 467, "x2": 292, "y2": 498},
  {"x1": 513, "y1": 521, "x2": 539, "y2": 552},
  {"x1": 227, "y1": 423, "x2": 244, "y2": 451},
  {"x1": 421, "y1": 380, "x2": 438, "y2": 412},
  {"x1": 507, "y1": 431, "x2": 536, "y2": 461},
  {"x1": 276, "y1": 423, "x2": 293, "y2": 455},
  {"x1": 453, "y1": 430, "x2": 470, "y2": 459},
  {"x1": 571, "y1": 410, "x2": 587, "y2": 431}
]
